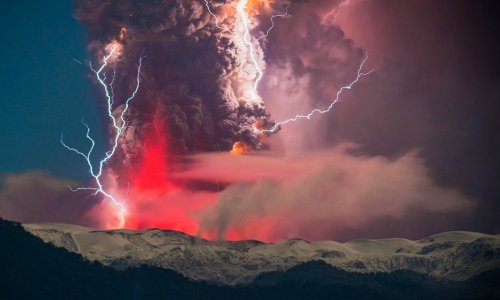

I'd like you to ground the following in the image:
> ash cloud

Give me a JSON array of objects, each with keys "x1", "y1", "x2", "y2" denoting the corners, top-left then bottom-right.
[
  {"x1": 59, "y1": 0, "x2": 492, "y2": 240},
  {"x1": 260, "y1": 0, "x2": 366, "y2": 152},
  {"x1": 187, "y1": 146, "x2": 474, "y2": 241},
  {"x1": 75, "y1": 0, "x2": 272, "y2": 165},
  {"x1": 0, "y1": 172, "x2": 97, "y2": 225}
]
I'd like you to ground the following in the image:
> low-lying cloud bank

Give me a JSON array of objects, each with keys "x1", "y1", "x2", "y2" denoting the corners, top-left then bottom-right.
[
  {"x1": 0, "y1": 171, "x2": 97, "y2": 225},
  {"x1": 181, "y1": 145, "x2": 474, "y2": 241},
  {"x1": 0, "y1": 145, "x2": 475, "y2": 242}
]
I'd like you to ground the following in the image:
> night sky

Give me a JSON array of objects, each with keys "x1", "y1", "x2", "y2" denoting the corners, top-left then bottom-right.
[
  {"x1": 0, "y1": 1, "x2": 105, "y2": 180},
  {"x1": 0, "y1": 0, "x2": 499, "y2": 240}
]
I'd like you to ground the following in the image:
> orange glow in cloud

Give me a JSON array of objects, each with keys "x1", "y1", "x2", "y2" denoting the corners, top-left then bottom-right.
[
  {"x1": 230, "y1": 141, "x2": 254, "y2": 155},
  {"x1": 119, "y1": 26, "x2": 127, "y2": 41},
  {"x1": 242, "y1": 0, "x2": 274, "y2": 15}
]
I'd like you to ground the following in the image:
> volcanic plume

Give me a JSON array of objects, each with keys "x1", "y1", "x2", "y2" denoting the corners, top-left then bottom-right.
[
  {"x1": 73, "y1": 0, "x2": 285, "y2": 231},
  {"x1": 57, "y1": 0, "x2": 475, "y2": 241},
  {"x1": 75, "y1": 0, "x2": 275, "y2": 160}
]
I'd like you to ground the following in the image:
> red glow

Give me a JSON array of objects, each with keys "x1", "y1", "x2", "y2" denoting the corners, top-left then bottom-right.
[
  {"x1": 130, "y1": 114, "x2": 171, "y2": 191},
  {"x1": 117, "y1": 112, "x2": 216, "y2": 237}
]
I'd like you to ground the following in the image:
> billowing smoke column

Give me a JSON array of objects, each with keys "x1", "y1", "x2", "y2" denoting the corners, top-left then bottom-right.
[
  {"x1": 76, "y1": 0, "x2": 274, "y2": 160},
  {"x1": 74, "y1": 0, "x2": 281, "y2": 230}
]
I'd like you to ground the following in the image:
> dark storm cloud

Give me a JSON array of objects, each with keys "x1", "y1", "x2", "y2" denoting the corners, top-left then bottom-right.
[
  {"x1": 75, "y1": 0, "x2": 272, "y2": 163},
  {"x1": 263, "y1": 1, "x2": 364, "y2": 103},
  {"x1": 260, "y1": 0, "x2": 366, "y2": 152},
  {"x1": 261, "y1": 0, "x2": 500, "y2": 233}
]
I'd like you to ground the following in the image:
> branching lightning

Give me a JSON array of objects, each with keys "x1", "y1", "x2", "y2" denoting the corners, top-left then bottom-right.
[
  {"x1": 256, "y1": 4, "x2": 290, "y2": 42},
  {"x1": 262, "y1": 53, "x2": 374, "y2": 133},
  {"x1": 203, "y1": 1, "x2": 374, "y2": 140},
  {"x1": 60, "y1": 45, "x2": 144, "y2": 227},
  {"x1": 203, "y1": 0, "x2": 290, "y2": 98}
]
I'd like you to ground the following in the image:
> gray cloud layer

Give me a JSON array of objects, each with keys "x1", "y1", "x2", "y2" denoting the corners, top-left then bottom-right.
[
  {"x1": 173, "y1": 146, "x2": 475, "y2": 241},
  {"x1": 0, "y1": 172, "x2": 96, "y2": 225}
]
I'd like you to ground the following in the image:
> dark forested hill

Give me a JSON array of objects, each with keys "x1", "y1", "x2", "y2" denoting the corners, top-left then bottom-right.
[{"x1": 0, "y1": 218, "x2": 498, "y2": 300}]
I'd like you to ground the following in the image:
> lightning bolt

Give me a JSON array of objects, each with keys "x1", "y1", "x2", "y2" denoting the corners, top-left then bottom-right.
[
  {"x1": 322, "y1": 0, "x2": 362, "y2": 24},
  {"x1": 262, "y1": 53, "x2": 374, "y2": 133},
  {"x1": 60, "y1": 45, "x2": 144, "y2": 227},
  {"x1": 203, "y1": 0, "x2": 289, "y2": 98},
  {"x1": 237, "y1": 0, "x2": 264, "y2": 96},
  {"x1": 202, "y1": 2, "x2": 372, "y2": 137},
  {"x1": 203, "y1": 0, "x2": 224, "y2": 30},
  {"x1": 256, "y1": 4, "x2": 290, "y2": 42}
]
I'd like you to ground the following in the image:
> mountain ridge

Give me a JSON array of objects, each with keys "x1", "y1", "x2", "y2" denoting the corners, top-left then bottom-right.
[{"x1": 24, "y1": 222, "x2": 500, "y2": 285}]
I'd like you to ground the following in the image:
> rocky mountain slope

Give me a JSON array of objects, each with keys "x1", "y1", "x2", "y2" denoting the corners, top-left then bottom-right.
[
  {"x1": 24, "y1": 223, "x2": 500, "y2": 285},
  {"x1": 5, "y1": 219, "x2": 499, "y2": 299}
]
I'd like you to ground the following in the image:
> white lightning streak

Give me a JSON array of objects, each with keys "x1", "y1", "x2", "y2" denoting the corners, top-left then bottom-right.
[
  {"x1": 262, "y1": 53, "x2": 374, "y2": 133},
  {"x1": 202, "y1": 2, "x2": 372, "y2": 136},
  {"x1": 61, "y1": 45, "x2": 144, "y2": 227},
  {"x1": 322, "y1": 0, "x2": 362, "y2": 24},
  {"x1": 237, "y1": 0, "x2": 263, "y2": 95},
  {"x1": 203, "y1": 0, "x2": 288, "y2": 98},
  {"x1": 256, "y1": 4, "x2": 290, "y2": 42},
  {"x1": 203, "y1": 0, "x2": 224, "y2": 30}
]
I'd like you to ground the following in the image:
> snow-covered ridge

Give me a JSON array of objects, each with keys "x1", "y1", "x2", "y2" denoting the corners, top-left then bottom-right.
[{"x1": 23, "y1": 223, "x2": 500, "y2": 285}]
